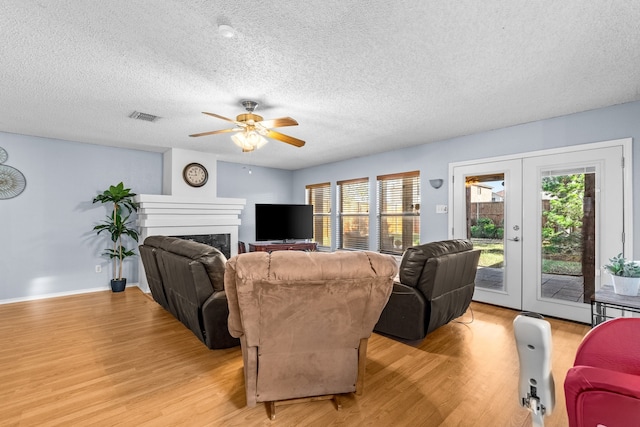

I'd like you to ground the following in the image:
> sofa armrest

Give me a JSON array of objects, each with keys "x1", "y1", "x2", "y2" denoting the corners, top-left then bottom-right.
[
  {"x1": 565, "y1": 365, "x2": 640, "y2": 427},
  {"x1": 374, "y1": 282, "x2": 427, "y2": 341},
  {"x1": 202, "y1": 291, "x2": 240, "y2": 349}
]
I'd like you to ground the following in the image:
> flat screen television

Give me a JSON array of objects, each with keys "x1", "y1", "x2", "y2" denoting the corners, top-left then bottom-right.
[{"x1": 255, "y1": 203, "x2": 313, "y2": 242}]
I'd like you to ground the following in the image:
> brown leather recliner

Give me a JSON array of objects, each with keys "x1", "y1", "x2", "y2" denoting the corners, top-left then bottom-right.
[
  {"x1": 374, "y1": 239, "x2": 480, "y2": 341},
  {"x1": 224, "y1": 250, "x2": 397, "y2": 419},
  {"x1": 139, "y1": 236, "x2": 239, "y2": 349}
]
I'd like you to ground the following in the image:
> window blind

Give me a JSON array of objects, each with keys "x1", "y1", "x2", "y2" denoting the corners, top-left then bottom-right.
[
  {"x1": 306, "y1": 182, "x2": 331, "y2": 247},
  {"x1": 377, "y1": 171, "x2": 420, "y2": 255},
  {"x1": 337, "y1": 178, "x2": 369, "y2": 250}
]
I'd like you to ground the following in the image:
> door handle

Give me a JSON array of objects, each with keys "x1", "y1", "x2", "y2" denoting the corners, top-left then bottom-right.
[{"x1": 508, "y1": 236, "x2": 520, "y2": 242}]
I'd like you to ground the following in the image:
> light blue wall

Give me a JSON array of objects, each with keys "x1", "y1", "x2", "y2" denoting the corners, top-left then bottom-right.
[
  {"x1": 292, "y1": 101, "x2": 640, "y2": 252},
  {"x1": 2, "y1": 101, "x2": 639, "y2": 302},
  {"x1": 217, "y1": 161, "x2": 294, "y2": 244},
  {"x1": 0, "y1": 132, "x2": 162, "y2": 302}
]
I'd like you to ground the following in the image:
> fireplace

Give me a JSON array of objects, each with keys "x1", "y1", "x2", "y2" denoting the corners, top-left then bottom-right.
[
  {"x1": 135, "y1": 193, "x2": 246, "y2": 292},
  {"x1": 173, "y1": 233, "x2": 231, "y2": 258}
]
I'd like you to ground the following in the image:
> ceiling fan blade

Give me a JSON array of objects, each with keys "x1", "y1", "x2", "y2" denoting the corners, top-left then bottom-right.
[
  {"x1": 189, "y1": 128, "x2": 242, "y2": 138},
  {"x1": 202, "y1": 112, "x2": 237, "y2": 123},
  {"x1": 259, "y1": 117, "x2": 299, "y2": 128},
  {"x1": 265, "y1": 129, "x2": 305, "y2": 147}
]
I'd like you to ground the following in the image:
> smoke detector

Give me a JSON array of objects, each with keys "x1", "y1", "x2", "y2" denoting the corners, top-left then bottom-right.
[{"x1": 218, "y1": 24, "x2": 236, "y2": 38}]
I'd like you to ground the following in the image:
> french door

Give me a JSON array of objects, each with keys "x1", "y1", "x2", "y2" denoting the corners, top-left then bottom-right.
[
  {"x1": 451, "y1": 142, "x2": 628, "y2": 323},
  {"x1": 452, "y1": 159, "x2": 522, "y2": 309}
]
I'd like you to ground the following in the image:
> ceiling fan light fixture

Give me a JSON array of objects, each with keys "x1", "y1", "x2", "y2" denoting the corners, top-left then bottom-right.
[
  {"x1": 231, "y1": 131, "x2": 268, "y2": 152},
  {"x1": 190, "y1": 99, "x2": 304, "y2": 148}
]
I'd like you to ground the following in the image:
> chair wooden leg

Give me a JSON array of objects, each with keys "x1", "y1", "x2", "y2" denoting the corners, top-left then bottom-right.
[
  {"x1": 333, "y1": 394, "x2": 344, "y2": 410},
  {"x1": 356, "y1": 338, "x2": 369, "y2": 395},
  {"x1": 266, "y1": 394, "x2": 346, "y2": 419},
  {"x1": 268, "y1": 401, "x2": 276, "y2": 420}
]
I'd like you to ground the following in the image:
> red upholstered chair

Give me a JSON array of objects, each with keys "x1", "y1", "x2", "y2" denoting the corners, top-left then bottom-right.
[{"x1": 564, "y1": 317, "x2": 640, "y2": 427}]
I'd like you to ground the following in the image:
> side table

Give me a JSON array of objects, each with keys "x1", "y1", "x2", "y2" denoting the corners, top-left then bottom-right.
[{"x1": 591, "y1": 285, "x2": 640, "y2": 327}]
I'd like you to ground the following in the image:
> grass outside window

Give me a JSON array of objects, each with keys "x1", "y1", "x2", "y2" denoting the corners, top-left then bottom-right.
[{"x1": 472, "y1": 239, "x2": 582, "y2": 276}]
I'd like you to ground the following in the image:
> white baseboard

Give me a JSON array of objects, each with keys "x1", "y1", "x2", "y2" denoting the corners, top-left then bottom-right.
[{"x1": 0, "y1": 282, "x2": 141, "y2": 305}]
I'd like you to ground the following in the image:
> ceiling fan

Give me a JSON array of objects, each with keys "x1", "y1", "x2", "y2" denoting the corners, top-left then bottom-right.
[{"x1": 189, "y1": 100, "x2": 305, "y2": 152}]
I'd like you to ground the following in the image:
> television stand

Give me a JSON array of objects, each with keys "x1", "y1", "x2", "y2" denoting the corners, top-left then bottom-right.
[{"x1": 249, "y1": 242, "x2": 317, "y2": 253}]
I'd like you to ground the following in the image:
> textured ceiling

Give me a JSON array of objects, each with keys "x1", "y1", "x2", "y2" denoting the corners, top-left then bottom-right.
[{"x1": 1, "y1": 1, "x2": 640, "y2": 169}]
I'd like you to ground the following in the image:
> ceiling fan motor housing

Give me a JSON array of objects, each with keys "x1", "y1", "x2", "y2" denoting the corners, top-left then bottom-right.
[
  {"x1": 236, "y1": 113, "x2": 263, "y2": 123},
  {"x1": 241, "y1": 100, "x2": 258, "y2": 112}
]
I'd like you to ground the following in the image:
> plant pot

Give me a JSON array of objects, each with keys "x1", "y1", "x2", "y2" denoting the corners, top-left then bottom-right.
[
  {"x1": 111, "y1": 278, "x2": 127, "y2": 293},
  {"x1": 611, "y1": 275, "x2": 640, "y2": 296}
]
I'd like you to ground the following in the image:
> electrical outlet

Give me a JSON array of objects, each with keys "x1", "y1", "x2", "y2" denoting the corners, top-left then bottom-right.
[
  {"x1": 436, "y1": 205, "x2": 448, "y2": 214},
  {"x1": 95, "y1": 265, "x2": 102, "y2": 273}
]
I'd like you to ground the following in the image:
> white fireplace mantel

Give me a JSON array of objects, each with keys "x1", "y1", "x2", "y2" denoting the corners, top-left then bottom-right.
[{"x1": 136, "y1": 194, "x2": 246, "y2": 229}]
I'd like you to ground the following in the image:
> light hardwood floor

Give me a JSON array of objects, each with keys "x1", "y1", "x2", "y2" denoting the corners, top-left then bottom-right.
[{"x1": 0, "y1": 288, "x2": 589, "y2": 426}]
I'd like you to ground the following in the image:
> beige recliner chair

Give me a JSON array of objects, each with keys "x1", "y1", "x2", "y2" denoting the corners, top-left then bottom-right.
[{"x1": 225, "y1": 250, "x2": 397, "y2": 419}]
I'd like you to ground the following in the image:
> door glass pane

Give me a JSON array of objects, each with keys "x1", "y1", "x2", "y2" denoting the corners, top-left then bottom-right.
[
  {"x1": 540, "y1": 170, "x2": 595, "y2": 304},
  {"x1": 465, "y1": 174, "x2": 505, "y2": 291}
]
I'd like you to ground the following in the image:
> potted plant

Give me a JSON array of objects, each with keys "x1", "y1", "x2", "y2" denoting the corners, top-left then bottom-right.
[
  {"x1": 603, "y1": 253, "x2": 640, "y2": 296},
  {"x1": 92, "y1": 182, "x2": 139, "y2": 292}
]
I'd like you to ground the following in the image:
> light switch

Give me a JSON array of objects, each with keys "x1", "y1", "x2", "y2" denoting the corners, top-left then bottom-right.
[{"x1": 436, "y1": 205, "x2": 448, "y2": 214}]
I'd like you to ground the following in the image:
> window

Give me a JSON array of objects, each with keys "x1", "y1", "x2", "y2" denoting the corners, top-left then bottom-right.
[
  {"x1": 338, "y1": 178, "x2": 369, "y2": 250},
  {"x1": 377, "y1": 171, "x2": 420, "y2": 255},
  {"x1": 306, "y1": 182, "x2": 331, "y2": 248}
]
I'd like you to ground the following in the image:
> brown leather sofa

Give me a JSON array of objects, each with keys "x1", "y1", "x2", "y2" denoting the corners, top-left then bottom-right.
[
  {"x1": 374, "y1": 239, "x2": 480, "y2": 341},
  {"x1": 224, "y1": 250, "x2": 397, "y2": 419},
  {"x1": 139, "y1": 235, "x2": 239, "y2": 349}
]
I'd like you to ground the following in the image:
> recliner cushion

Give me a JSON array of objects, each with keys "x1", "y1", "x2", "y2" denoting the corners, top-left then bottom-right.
[
  {"x1": 143, "y1": 235, "x2": 172, "y2": 249},
  {"x1": 159, "y1": 237, "x2": 227, "y2": 292},
  {"x1": 399, "y1": 239, "x2": 473, "y2": 287},
  {"x1": 226, "y1": 250, "x2": 397, "y2": 348}
]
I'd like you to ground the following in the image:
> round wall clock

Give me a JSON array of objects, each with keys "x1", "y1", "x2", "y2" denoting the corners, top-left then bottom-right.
[
  {"x1": 0, "y1": 164, "x2": 26, "y2": 199},
  {"x1": 0, "y1": 147, "x2": 7, "y2": 164},
  {"x1": 182, "y1": 162, "x2": 208, "y2": 187}
]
